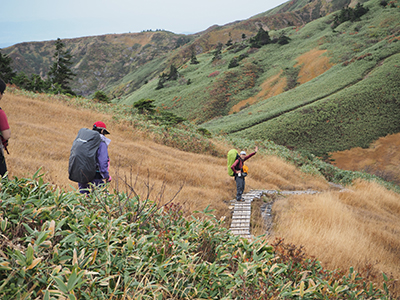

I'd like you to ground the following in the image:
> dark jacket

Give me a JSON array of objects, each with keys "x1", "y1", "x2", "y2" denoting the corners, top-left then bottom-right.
[{"x1": 230, "y1": 152, "x2": 256, "y2": 174}]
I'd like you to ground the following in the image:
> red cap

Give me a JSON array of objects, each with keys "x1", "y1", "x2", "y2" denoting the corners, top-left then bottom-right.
[{"x1": 93, "y1": 121, "x2": 110, "y2": 134}]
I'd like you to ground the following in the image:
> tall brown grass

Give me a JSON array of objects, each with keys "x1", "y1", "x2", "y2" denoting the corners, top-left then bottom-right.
[
  {"x1": 2, "y1": 91, "x2": 328, "y2": 220},
  {"x1": 272, "y1": 179, "x2": 400, "y2": 295}
]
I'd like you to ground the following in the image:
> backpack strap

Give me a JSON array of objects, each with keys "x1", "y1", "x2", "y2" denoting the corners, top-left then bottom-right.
[{"x1": 233, "y1": 155, "x2": 243, "y2": 172}]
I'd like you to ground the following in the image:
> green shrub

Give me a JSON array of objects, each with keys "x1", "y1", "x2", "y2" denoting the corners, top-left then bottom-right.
[
  {"x1": 197, "y1": 127, "x2": 212, "y2": 137},
  {"x1": 133, "y1": 98, "x2": 156, "y2": 114},
  {"x1": 93, "y1": 90, "x2": 109, "y2": 102},
  {"x1": 228, "y1": 57, "x2": 239, "y2": 68}
]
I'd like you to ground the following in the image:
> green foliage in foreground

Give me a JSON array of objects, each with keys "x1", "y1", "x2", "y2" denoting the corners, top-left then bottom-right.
[{"x1": 0, "y1": 173, "x2": 394, "y2": 299}]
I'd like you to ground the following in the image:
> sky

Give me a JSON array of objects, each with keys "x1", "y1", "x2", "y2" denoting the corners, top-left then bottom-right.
[{"x1": 1, "y1": 0, "x2": 287, "y2": 49}]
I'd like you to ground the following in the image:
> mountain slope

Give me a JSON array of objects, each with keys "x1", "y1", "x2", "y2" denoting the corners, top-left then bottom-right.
[
  {"x1": 4, "y1": 31, "x2": 193, "y2": 96},
  {"x1": 3, "y1": 88, "x2": 329, "y2": 217},
  {"x1": 3, "y1": 0, "x2": 400, "y2": 157},
  {"x1": 201, "y1": 0, "x2": 400, "y2": 155},
  {"x1": 3, "y1": 0, "x2": 351, "y2": 98}
]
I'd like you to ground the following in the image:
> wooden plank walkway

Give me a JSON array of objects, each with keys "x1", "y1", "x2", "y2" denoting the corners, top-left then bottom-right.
[{"x1": 229, "y1": 189, "x2": 319, "y2": 239}]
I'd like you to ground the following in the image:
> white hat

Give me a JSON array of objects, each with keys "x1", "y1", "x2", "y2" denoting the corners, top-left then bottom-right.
[{"x1": 240, "y1": 151, "x2": 246, "y2": 155}]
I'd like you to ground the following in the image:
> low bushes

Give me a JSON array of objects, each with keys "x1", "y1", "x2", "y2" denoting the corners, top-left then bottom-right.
[{"x1": 0, "y1": 173, "x2": 393, "y2": 299}]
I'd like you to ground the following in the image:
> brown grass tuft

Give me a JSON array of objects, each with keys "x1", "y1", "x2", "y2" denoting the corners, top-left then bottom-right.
[{"x1": 331, "y1": 132, "x2": 400, "y2": 184}]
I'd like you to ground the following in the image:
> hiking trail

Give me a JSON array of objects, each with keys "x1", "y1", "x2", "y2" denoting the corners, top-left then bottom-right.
[{"x1": 229, "y1": 189, "x2": 320, "y2": 239}]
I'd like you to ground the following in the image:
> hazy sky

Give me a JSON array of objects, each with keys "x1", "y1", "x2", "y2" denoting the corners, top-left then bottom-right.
[{"x1": 1, "y1": 0, "x2": 287, "y2": 48}]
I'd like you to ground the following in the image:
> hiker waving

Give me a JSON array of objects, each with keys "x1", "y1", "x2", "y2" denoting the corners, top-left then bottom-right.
[{"x1": 231, "y1": 146, "x2": 258, "y2": 202}]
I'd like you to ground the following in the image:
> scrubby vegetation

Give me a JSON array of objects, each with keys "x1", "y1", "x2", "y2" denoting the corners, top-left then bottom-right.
[
  {"x1": 93, "y1": 91, "x2": 109, "y2": 103},
  {"x1": 0, "y1": 173, "x2": 395, "y2": 299}
]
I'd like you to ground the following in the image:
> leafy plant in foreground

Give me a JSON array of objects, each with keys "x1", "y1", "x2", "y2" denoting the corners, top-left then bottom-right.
[{"x1": 0, "y1": 171, "x2": 394, "y2": 299}]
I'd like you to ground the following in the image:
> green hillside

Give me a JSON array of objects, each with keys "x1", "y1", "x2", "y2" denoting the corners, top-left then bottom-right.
[
  {"x1": 201, "y1": 0, "x2": 400, "y2": 155},
  {"x1": 3, "y1": 0, "x2": 350, "y2": 99},
  {"x1": 113, "y1": 0, "x2": 400, "y2": 156}
]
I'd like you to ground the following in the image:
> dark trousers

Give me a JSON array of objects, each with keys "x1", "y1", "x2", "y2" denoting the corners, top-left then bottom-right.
[
  {"x1": 0, "y1": 151, "x2": 7, "y2": 177},
  {"x1": 235, "y1": 175, "x2": 245, "y2": 201}
]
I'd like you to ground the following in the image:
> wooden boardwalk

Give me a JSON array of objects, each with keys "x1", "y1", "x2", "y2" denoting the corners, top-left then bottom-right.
[{"x1": 229, "y1": 189, "x2": 319, "y2": 239}]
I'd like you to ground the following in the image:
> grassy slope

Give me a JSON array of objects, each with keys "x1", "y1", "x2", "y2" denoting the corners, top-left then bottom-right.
[
  {"x1": 272, "y1": 179, "x2": 400, "y2": 290},
  {"x1": 2, "y1": 90, "x2": 400, "y2": 296},
  {"x1": 230, "y1": 51, "x2": 400, "y2": 155},
  {"x1": 5, "y1": 0, "x2": 399, "y2": 157},
  {"x1": 2, "y1": 89, "x2": 400, "y2": 297},
  {"x1": 201, "y1": 0, "x2": 400, "y2": 155},
  {"x1": 103, "y1": 0, "x2": 362, "y2": 112}
]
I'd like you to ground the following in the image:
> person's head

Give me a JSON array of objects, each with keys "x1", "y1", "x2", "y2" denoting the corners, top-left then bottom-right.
[
  {"x1": 93, "y1": 121, "x2": 110, "y2": 135},
  {"x1": 0, "y1": 78, "x2": 6, "y2": 100},
  {"x1": 240, "y1": 151, "x2": 246, "y2": 159}
]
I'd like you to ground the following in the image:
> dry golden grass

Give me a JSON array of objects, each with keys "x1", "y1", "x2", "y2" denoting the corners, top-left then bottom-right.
[
  {"x1": 230, "y1": 48, "x2": 334, "y2": 114},
  {"x1": 230, "y1": 70, "x2": 286, "y2": 114},
  {"x1": 272, "y1": 179, "x2": 400, "y2": 292},
  {"x1": 294, "y1": 48, "x2": 334, "y2": 84},
  {"x1": 2, "y1": 91, "x2": 328, "y2": 220},
  {"x1": 331, "y1": 132, "x2": 400, "y2": 184}
]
